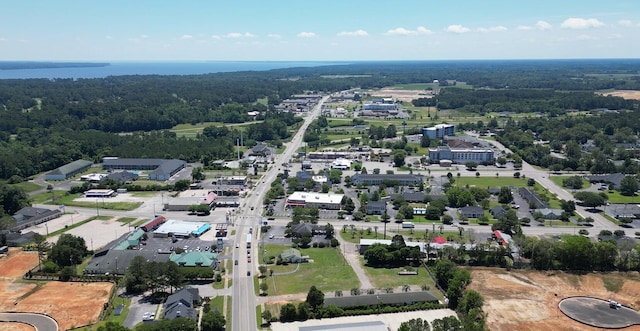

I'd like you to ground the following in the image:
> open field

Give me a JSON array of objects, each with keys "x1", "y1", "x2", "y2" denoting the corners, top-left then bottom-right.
[
  {"x1": 469, "y1": 268, "x2": 640, "y2": 331},
  {"x1": 1, "y1": 323, "x2": 34, "y2": 331},
  {"x1": 0, "y1": 248, "x2": 39, "y2": 279},
  {"x1": 601, "y1": 90, "x2": 640, "y2": 100},
  {"x1": 266, "y1": 247, "x2": 358, "y2": 295}
]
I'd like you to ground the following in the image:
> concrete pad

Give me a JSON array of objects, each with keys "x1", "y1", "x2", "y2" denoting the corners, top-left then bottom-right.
[{"x1": 559, "y1": 296, "x2": 640, "y2": 329}]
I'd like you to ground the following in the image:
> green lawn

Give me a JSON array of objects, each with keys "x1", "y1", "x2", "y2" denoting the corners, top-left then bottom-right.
[
  {"x1": 339, "y1": 229, "x2": 392, "y2": 244},
  {"x1": 10, "y1": 181, "x2": 43, "y2": 193},
  {"x1": 549, "y1": 175, "x2": 591, "y2": 189},
  {"x1": 170, "y1": 121, "x2": 260, "y2": 138},
  {"x1": 264, "y1": 246, "x2": 359, "y2": 295},
  {"x1": 128, "y1": 191, "x2": 162, "y2": 197},
  {"x1": 601, "y1": 191, "x2": 640, "y2": 204},
  {"x1": 30, "y1": 190, "x2": 66, "y2": 203},
  {"x1": 363, "y1": 262, "x2": 438, "y2": 296},
  {"x1": 115, "y1": 217, "x2": 137, "y2": 224},
  {"x1": 453, "y1": 176, "x2": 529, "y2": 188},
  {"x1": 75, "y1": 296, "x2": 131, "y2": 331},
  {"x1": 44, "y1": 193, "x2": 142, "y2": 211}
]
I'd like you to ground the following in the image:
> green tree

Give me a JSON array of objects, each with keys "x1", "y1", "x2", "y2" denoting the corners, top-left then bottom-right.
[
  {"x1": 279, "y1": 303, "x2": 298, "y2": 322},
  {"x1": 457, "y1": 289, "x2": 484, "y2": 315},
  {"x1": 620, "y1": 176, "x2": 639, "y2": 196},
  {"x1": 431, "y1": 316, "x2": 461, "y2": 331},
  {"x1": 497, "y1": 186, "x2": 513, "y2": 204},
  {"x1": 464, "y1": 161, "x2": 478, "y2": 170},
  {"x1": 393, "y1": 150, "x2": 407, "y2": 167},
  {"x1": 306, "y1": 285, "x2": 325, "y2": 311},
  {"x1": 201, "y1": 310, "x2": 226, "y2": 331},
  {"x1": 191, "y1": 166, "x2": 206, "y2": 182},
  {"x1": 261, "y1": 310, "x2": 273, "y2": 326},
  {"x1": 49, "y1": 234, "x2": 88, "y2": 267},
  {"x1": 398, "y1": 318, "x2": 431, "y2": 331},
  {"x1": 260, "y1": 281, "x2": 269, "y2": 294},
  {"x1": 173, "y1": 179, "x2": 191, "y2": 191},
  {"x1": 97, "y1": 322, "x2": 130, "y2": 331}
]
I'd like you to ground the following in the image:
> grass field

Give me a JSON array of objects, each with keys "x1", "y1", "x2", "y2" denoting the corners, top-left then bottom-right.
[
  {"x1": 46, "y1": 193, "x2": 142, "y2": 211},
  {"x1": 549, "y1": 175, "x2": 591, "y2": 189},
  {"x1": 170, "y1": 121, "x2": 261, "y2": 138},
  {"x1": 8, "y1": 181, "x2": 43, "y2": 193},
  {"x1": 339, "y1": 229, "x2": 392, "y2": 244},
  {"x1": 263, "y1": 246, "x2": 358, "y2": 295},
  {"x1": 363, "y1": 263, "x2": 439, "y2": 296}
]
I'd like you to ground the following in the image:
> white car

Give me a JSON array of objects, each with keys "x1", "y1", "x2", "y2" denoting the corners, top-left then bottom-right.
[{"x1": 142, "y1": 312, "x2": 155, "y2": 321}]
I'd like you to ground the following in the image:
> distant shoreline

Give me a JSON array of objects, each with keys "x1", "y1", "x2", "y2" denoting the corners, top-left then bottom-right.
[{"x1": 0, "y1": 61, "x2": 110, "y2": 70}]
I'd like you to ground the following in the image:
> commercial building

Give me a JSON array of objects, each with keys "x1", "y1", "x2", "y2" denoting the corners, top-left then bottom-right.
[
  {"x1": 285, "y1": 192, "x2": 344, "y2": 210},
  {"x1": 11, "y1": 207, "x2": 62, "y2": 230},
  {"x1": 164, "y1": 287, "x2": 200, "y2": 321},
  {"x1": 153, "y1": 219, "x2": 211, "y2": 238},
  {"x1": 44, "y1": 159, "x2": 93, "y2": 180},
  {"x1": 351, "y1": 174, "x2": 424, "y2": 186},
  {"x1": 365, "y1": 200, "x2": 386, "y2": 215},
  {"x1": 163, "y1": 190, "x2": 217, "y2": 211},
  {"x1": 213, "y1": 176, "x2": 247, "y2": 186},
  {"x1": 84, "y1": 189, "x2": 116, "y2": 198},
  {"x1": 428, "y1": 146, "x2": 494, "y2": 165},
  {"x1": 170, "y1": 251, "x2": 218, "y2": 267},
  {"x1": 102, "y1": 157, "x2": 186, "y2": 181},
  {"x1": 331, "y1": 158, "x2": 352, "y2": 170},
  {"x1": 422, "y1": 124, "x2": 455, "y2": 139}
]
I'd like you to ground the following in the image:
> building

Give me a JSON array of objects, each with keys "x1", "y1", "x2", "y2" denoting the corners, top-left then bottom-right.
[
  {"x1": 518, "y1": 188, "x2": 549, "y2": 209},
  {"x1": 351, "y1": 174, "x2": 424, "y2": 186},
  {"x1": 428, "y1": 146, "x2": 494, "y2": 165},
  {"x1": 104, "y1": 171, "x2": 139, "y2": 184},
  {"x1": 490, "y1": 206, "x2": 507, "y2": 219},
  {"x1": 170, "y1": 251, "x2": 218, "y2": 267},
  {"x1": 140, "y1": 216, "x2": 167, "y2": 232},
  {"x1": 248, "y1": 143, "x2": 273, "y2": 157},
  {"x1": 290, "y1": 223, "x2": 325, "y2": 237},
  {"x1": 153, "y1": 219, "x2": 211, "y2": 238},
  {"x1": 390, "y1": 191, "x2": 426, "y2": 203},
  {"x1": 534, "y1": 208, "x2": 564, "y2": 219},
  {"x1": 459, "y1": 205, "x2": 484, "y2": 218},
  {"x1": 324, "y1": 292, "x2": 438, "y2": 308},
  {"x1": 102, "y1": 158, "x2": 186, "y2": 181},
  {"x1": 366, "y1": 200, "x2": 386, "y2": 215},
  {"x1": 279, "y1": 248, "x2": 308, "y2": 263},
  {"x1": 163, "y1": 191, "x2": 216, "y2": 211},
  {"x1": 11, "y1": 207, "x2": 62, "y2": 230},
  {"x1": 331, "y1": 158, "x2": 352, "y2": 170},
  {"x1": 422, "y1": 124, "x2": 455, "y2": 139},
  {"x1": 164, "y1": 287, "x2": 200, "y2": 321},
  {"x1": 44, "y1": 159, "x2": 93, "y2": 180},
  {"x1": 213, "y1": 176, "x2": 247, "y2": 186},
  {"x1": 285, "y1": 192, "x2": 344, "y2": 210}
]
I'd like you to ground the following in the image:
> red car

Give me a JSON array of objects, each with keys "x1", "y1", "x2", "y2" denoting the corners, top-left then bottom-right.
[{"x1": 247, "y1": 258, "x2": 252, "y2": 263}]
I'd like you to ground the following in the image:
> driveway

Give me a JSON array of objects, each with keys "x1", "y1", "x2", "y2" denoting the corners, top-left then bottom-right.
[{"x1": 123, "y1": 294, "x2": 160, "y2": 329}]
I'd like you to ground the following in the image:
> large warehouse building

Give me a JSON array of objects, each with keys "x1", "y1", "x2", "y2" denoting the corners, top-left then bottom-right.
[
  {"x1": 102, "y1": 157, "x2": 186, "y2": 181},
  {"x1": 428, "y1": 146, "x2": 495, "y2": 165},
  {"x1": 44, "y1": 159, "x2": 93, "y2": 180},
  {"x1": 285, "y1": 192, "x2": 344, "y2": 210}
]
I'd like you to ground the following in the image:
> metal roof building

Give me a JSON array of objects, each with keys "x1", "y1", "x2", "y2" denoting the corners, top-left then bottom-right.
[
  {"x1": 44, "y1": 159, "x2": 93, "y2": 180},
  {"x1": 102, "y1": 158, "x2": 186, "y2": 181}
]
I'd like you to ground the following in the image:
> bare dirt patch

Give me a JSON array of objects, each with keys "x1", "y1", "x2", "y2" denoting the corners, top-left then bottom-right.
[
  {"x1": 0, "y1": 323, "x2": 34, "y2": 331},
  {"x1": 469, "y1": 268, "x2": 640, "y2": 331},
  {"x1": 0, "y1": 248, "x2": 38, "y2": 279},
  {"x1": 0, "y1": 280, "x2": 37, "y2": 308},
  {"x1": 5, "y1": 282, "x2": 113, "y2": 330},
  {"x1": 370, "y1": 89, "x2": 431, "y2": 103},
  {"x1": 601, "y1": 90, "x2": 640, "y2": 100}
]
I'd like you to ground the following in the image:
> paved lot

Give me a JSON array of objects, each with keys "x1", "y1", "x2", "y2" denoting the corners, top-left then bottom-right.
[
  {"x1": 559, "y1": 297, "x2": 640, "y2": 329},
  {"x1": 123, "y1": 294, "x2": 160, "y2": 329}
]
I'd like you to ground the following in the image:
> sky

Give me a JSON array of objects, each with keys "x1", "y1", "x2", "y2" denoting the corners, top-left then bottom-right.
[{"x1": 1, "y1": 0, "x2": 640, "y2": 61}]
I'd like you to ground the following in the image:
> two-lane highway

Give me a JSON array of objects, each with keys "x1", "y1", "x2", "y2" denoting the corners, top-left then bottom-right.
[{"x1": 231, "y1": 95, "x2": 328, "y2": 331}]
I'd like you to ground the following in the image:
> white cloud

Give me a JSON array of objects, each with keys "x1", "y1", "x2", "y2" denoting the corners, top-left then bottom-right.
[
  {"x1": 267, "y1": 34, "x2": 282, "y2": 39},
  {"x1": 225, "y1": 32, "x2": 256, "y2": 38},
  {"x1": 447, "y1": 25, "x2": 470, "y2": 34},
  {"x1": 180, "y1": 34, "x2": 193, "y2": 40},
  {"x1": 337, "y1": 29, "x2": 368, "y2": 37},
  {"x1": 384, "y1": 26, "x2": 432, "y2": 36},
  {"x1": 297, "y1": 31, "x2": 317, "y2": 38},
  {"x1": 477, "y1": 26, "x2": 508, "y2": 33},
  {"x1": 536, "y1": 21, "x2": 552, "y2": 30},
  {"x1": 576, "y1": 34, "x2": 598, "y2": 40},
  {"x1": 517, "y1": 20, "x2": 552, "y2": 31},
  {"x1": 211, "y1": 35, "x2": 222, "y2": 40},
  {"x1": 561, "y1": 18, "x2": 605, "y2": 29}
]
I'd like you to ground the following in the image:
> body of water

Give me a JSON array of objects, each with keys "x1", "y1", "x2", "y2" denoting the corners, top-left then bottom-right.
[{"x1": 0, "y1": 61, "x2": 343, "y2": 79}]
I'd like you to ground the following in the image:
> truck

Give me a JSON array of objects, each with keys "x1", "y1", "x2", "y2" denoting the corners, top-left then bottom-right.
[
  {"x1": 402, "y1": 222, "x2": 415, "y2": 229},
  {"x1": 246, "y1": 233, "x2": 252, "y2": 249}
]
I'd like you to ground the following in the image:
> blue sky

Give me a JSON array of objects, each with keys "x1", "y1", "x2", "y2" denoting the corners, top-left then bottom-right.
[{"x1": 1, "y1": 0, "x2": 639, "y2": 61}]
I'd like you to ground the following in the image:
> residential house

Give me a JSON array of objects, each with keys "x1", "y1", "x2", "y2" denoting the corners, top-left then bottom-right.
[
  {"x1": 459, "y1": 206, "x2": 484, "y2": 218},
  {"x1": 366, "y1": 200, "x2": 386, "y2": 215},
  {"x1": 518, "y1": 188, "x2": 549, "y2": 209},
  {"x1": 279, "y1": 248, "x2": 308, "y2": 263},
  {"x1": 290, "y1": 223, "x2": 324, "y2": 238},
  {"x1": 248, "y1": 143, "x2": 273, "y2": 157},
  {"x1": 164, "y1": 287, "x2": 200, "y2": 320},
  {"x1": 490, "y1": 206, "x2": 507, "y2": 219}
]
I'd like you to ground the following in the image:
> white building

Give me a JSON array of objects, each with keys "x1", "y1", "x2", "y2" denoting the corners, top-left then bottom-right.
[
  {"x1": 285, "y1": 192, "x2": 344, "y2": 210},
  {"x1": 331, "y1": 158, "x2": 352, "y2": 170}
]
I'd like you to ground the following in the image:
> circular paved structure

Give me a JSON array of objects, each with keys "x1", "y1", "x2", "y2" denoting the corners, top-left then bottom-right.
[{"x1": 559, "y1": 297, "x2": 640, "y2": 329}]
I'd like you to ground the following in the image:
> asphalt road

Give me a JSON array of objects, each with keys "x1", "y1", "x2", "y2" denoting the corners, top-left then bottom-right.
[
  {"x1": 0, "y1": 312, "x2": 59, "y2": 331},
  {"x1": 231, "y1": 95, "x2": 328, "y2": 331}
]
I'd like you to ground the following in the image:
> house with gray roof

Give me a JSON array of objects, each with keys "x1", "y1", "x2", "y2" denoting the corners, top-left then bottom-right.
[
  {"x1": 279, "y1": 248, "x2": 308, "y2": 263},
  {"x1": 518, "y1": 187, "x2": 548, "y2": 209},
  {"x1": 534, "y1": 208, "x2": 564, "y2": 219},
  {"x1": 44, "y1": 159, "x2": 93, "y2": 180},
  {"x1": 583, "y1": 173, "x2": 626, "y2": 189},
  {"x1": 459, "y1": 205, "x2": 484, "y2": 218},
  {"x1": 490, "y1": 206, "x2": 507, "y2": 219},
  {"x1": 164, "y1": 287, "x2": 199, "y2": 320},
  {"x1": 351, "y1": 174, "x2": 424, "y2": 186},
  {"x1": 390, "y1": 191, "x2": 426, "y2": 203},
  {"x1": 366, "y1": 200, "x2": 386, "y2": 215}
]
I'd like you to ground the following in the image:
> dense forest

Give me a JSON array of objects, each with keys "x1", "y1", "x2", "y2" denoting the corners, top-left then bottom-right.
[{"x1": 1, "y1": 59, "x2": 640, "y2": 180}]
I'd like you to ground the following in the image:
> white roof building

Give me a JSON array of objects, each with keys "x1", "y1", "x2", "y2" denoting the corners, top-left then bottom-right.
[{"x1": 286, "y1": 192, "x2": 344, "y2": 210}]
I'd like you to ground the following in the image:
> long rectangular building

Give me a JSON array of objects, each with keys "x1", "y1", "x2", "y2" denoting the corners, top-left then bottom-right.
[
  {"x1": 423, "y1": 124, "x2": 455, "y2": 139},
  {"x1": 351, "y1": 173, "x2": 424, "y2": 186},
  {"x1": 44, "y1": 159, "x2": 93, "y2": 180},
  {"x1": 102, "y1": 158, "x2": 186, "y2": 181},
  {"x1": 285, "y1": 192, "x2": 344, "y2": 210},
  {"x1": 428, "y1": 146, "x2": 494, "y2": 165}
]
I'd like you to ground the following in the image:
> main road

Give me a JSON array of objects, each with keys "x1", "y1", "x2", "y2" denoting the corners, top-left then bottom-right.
[{"x1": 231, "y1": 96, "x2": 328, "y2": 331}]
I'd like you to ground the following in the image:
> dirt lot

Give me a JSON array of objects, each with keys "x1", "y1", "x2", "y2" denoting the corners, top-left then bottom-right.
[
  {"x1": 0, "y1": 280, "x2": 113, "y2": 331},
  {"x1": 0, "y1": 248, "x2": 39, "y2": 279},
  {"x1": 601, "y1": 90, "x2": 640, "y2": 100},
  {"x1": 1, "y1": 323, "x2": 34, "y2": 331},
  {"x1": 469, "y1": 268, "x2": 640, "y2": 331},
  {"x1": 370, "y1": 88, "x2": 432, "y2": 102}
]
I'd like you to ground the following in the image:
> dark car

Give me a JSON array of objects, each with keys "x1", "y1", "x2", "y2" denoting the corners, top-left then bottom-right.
[
  {"x1": 247, "y1": 271, "x2": 251, "y2": 276},
  {"x1": 234, "y1": 260, "x2": 238, "y2": 265}
]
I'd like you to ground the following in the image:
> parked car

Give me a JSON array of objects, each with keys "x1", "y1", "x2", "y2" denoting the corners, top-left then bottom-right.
[
  {"x1": 234, "y1": 260, "x2": 238, "y2": 265},
  {"x1": 247, "y1": 271, "x2": 251, "y2": 276}
]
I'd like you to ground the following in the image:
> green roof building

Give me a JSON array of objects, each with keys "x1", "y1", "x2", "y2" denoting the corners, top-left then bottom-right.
[{"x1": 170, "y1": 251, "x2": 218, "y2": 267}]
